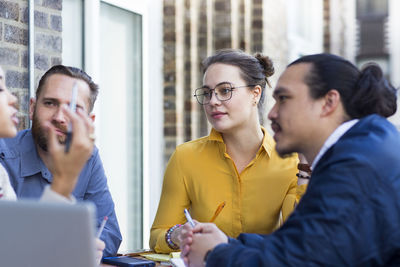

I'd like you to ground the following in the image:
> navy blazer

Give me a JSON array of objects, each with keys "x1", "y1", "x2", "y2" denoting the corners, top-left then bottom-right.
[{"x1": 207, "y1": 114, "x2": 400, "y2": 266}]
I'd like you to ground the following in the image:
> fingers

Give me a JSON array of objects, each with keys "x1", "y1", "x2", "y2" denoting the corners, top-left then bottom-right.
[
  {"x1": 95, "y1": 238, "x2": 106, "y2": 251},
  {"x1": 61, "y1": 105, "x2": 94, "y2": 135},
  {"x1": 43, "y1": 121, "x2": 60, "y2": 153},
  {"x1": 193, "y1": 223, "x2": 216, "y2": 234},
  {"x1": 183, "y1": 255, "x2": 189, "y2": 267},
  {"x1": 60, "y1": 105, "x2": 95, "y2": 154},
  {"x1": 95, "y1": 238, "x2": 105, "y2": 265},
  {"x1": 181, "y1": 242, "x2": 191, "y2": 256}
]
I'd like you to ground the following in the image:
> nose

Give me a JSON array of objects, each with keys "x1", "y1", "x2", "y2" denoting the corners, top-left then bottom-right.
[
  {"x1": 268, "y1": 103, "x2": 278, "y2": 120},
  {"x1": 8, "y1": 90, "x2": 17, "y2": 106},
  {"x1": 208, "y1": 90, "x2": 221, "y2": 105},
  {"x1": 52, "y1": 106, "x2": 67, "y2": 124}
]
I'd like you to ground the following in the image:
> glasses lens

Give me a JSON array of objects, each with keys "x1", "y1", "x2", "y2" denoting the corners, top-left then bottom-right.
[
  {"x1": 195, "y1": 88, "x2": 210, "y2": 104},
  {"x1": 215, "y1": 83, "x2": 233, "y2": 101}
]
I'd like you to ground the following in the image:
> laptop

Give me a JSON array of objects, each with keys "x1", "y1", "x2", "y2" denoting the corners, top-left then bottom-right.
[{"x1": 0, "y1": 200, "x2": 97, "y2": 267}]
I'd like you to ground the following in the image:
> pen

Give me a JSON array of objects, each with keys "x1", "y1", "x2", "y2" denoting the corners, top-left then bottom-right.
[
  {"x1": 184, "y1": 208, "x2": 195, "y2": 227},
  {"x1": 210, "y1": 201, "x2": 226, "y2": 222},
  {"x1": 64, "y1": 82, "x2": 78, "y2": 153},
  {"x1": 96, "y1": 216, "x2": 108, "y2": 238}
]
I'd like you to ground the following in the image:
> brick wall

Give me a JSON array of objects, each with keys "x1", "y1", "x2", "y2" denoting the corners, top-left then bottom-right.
[
  {"x1": 162, "y1": 0, "x2": 268, "y2": 162},
  {"x1": 323, "y1": 0, "x2": 330, "y2": 52},
  {"x1": 0, "y1": 0, "x2": 62, "y2": 129}
]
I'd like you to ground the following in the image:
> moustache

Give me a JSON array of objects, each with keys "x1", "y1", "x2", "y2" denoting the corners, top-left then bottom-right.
[
  {"x1": 270, "y1": 121, "x2": 281, "y2": 132},
  {"x1": 51, "y1": 121, "x2": 68, "y2": 134}
]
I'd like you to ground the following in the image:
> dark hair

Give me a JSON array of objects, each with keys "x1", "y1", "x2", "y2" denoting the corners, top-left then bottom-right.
[
  {"x1": 202, "y1": 49, "x2": 274, "y2": 120},
  {"x1": 289, "y1": 53, "x2": 397, "y2": 119},
  {"x1": 36, "y1": 65, "x2": 99, "y2": 112}
]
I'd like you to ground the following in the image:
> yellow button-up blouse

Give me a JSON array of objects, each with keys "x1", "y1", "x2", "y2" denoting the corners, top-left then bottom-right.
[{"x1": 150, "y1": 127, "x2": 305, "y2": 253}]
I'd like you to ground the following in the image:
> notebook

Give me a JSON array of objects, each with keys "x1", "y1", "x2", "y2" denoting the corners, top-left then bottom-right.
[{"x1": 0, "y1": 200, "x2": 97, "y2": 267}]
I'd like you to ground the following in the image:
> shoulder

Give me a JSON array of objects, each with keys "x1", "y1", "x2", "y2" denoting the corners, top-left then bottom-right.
[
  {"x1": 85, "y1": 145, "x2": 104, "y2": 168},
  {"x1": 0, "y1": 130, "x2": 33, "y2": 157},
  {"x1": 314, "y1": 115, "x2": 400, "y2": 186},
  {"x1": 174, "y1": 135, "x2": 217, "y2": 154},
  {"x1": 332, "y1": 115, "x2": 400, "y2": 160},
  {"x1": 0, "y1": 129, "x2": 31, "y2": 147}
]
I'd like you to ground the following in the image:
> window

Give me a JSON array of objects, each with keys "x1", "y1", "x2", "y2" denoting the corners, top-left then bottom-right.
[
  {"x1": 62, "y1": 0, "x2": 154, "y2": 251},
  {"x1": 287, "y1": 0, "x2": 323, "y2": 61},
  {"x1": 62, "y1": 0, "x2": 83, "y2": 68},
  {"x1": 356, "y1": 0, "x2": 389, "y2": 77},
  {"x1": 99, "y1": 2, "x2": 143, "y2": 250}
]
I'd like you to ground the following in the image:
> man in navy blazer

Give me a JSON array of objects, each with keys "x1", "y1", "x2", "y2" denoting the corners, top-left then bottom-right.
[{"x1": 180, "y1": 54, "x2": 400, "y2": 266}]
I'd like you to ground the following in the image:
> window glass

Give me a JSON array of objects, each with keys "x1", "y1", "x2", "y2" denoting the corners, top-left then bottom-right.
[
  {"x1": 100, "y1": 2, "x2": 143, "y2": 250},
  {"x1": 62, "y1": 0, "x2": 83, "y2": 68}
]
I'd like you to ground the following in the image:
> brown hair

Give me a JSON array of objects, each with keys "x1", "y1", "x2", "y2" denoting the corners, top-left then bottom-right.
[
  {"x1": 36, "y1": 65, "x2": 99, "y2": 112},
  {"x1": 202, "y1": 49, "x2": 274, "y2": 121}
]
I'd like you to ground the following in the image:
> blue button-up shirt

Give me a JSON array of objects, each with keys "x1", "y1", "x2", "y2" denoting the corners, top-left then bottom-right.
[{"x1": 0, "y1": 129, "x2": 122, "y2": 256}]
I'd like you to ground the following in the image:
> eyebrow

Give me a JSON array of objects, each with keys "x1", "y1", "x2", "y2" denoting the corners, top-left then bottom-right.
[
  {"x1": 272, "y1": 87, "x2": 289, "y2": 97},
  {"x1": 41, "y1": 97, "x2": 85, "y2": 109},
  {"x1": 201, "y1": 81, "x2": 232, "y2": 88},
  {"x1": 42, "y1": 97, "x2": 59, "y2": 103}
]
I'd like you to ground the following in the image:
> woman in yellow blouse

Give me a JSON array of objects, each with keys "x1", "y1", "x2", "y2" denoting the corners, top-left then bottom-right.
[{"x1": 150, "y1": 49, "x2": 306, "y2": 253}]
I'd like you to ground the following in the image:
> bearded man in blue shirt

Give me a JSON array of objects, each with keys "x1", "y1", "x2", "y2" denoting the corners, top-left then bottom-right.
[
  {"x1": 180, "y1": 53, "x2": 400, "y2": 266},
  {"x1": 0, "y1": 65, "x2": 122, "y2": 256}
]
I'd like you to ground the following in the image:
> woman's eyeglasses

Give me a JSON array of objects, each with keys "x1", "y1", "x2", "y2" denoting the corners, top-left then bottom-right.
[{"x1": 194, "y1": 82, "x2": 256, "y2": 105}]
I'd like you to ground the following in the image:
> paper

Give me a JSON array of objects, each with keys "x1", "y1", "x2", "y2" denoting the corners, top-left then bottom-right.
[
  {"x1": 170, "y1": 258, "x2": 185, "y2": 267},
  {"x1": 141, "y1": 253, "x2": 170, "y2": 262},
  {"x1": 140, "y1": 252, "x2": 183, "y2": 265}
]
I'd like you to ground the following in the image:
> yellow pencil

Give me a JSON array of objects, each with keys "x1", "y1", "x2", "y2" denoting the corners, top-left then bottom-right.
[{"x1": 210, "y1": 201, "x2": 226, "y2": 222}]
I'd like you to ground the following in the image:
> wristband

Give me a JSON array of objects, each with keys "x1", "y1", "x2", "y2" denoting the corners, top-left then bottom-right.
[
  {"x1": 296, "y1": 173, "x2": 310, "y2": 179},
  {"x1": 165, "y1": 224, "x2": 181, "y2": 250},
  {"x1": 297, "y1": 163, "x2": 312, "y2": 174}
]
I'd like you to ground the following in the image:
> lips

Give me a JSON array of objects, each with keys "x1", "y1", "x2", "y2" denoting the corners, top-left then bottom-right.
[
  {"x1": 55, "y1": 128, "x2": 67, "y2": 136},
  {"x1": 271, "y1": 121, "x2": 281, "y2": 134},
  {"x1": 11, "y1": 112, "x2": 19, "y2": 126},
  {"x1": 211, "y1": 111, "x2": 227, "y2": 119}
]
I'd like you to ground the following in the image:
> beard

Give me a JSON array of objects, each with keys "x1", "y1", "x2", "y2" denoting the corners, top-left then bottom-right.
[
  {"x1": 31, "y1": 110, "x2": 68, "y2": 152},
  {"x1": 276, "y1": 147, "x2": 296, "y2": 159}
]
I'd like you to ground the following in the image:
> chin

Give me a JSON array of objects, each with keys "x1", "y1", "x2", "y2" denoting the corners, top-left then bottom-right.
[
  {"x1": 0, "y1": 129, "x2": 17, "y2": 138},
  {"x1": 275, "y1": 144, "x2": 296, "y2": 158},
  {"x1": 210, "y1": 122, "x2": 229, "y2": 132}
]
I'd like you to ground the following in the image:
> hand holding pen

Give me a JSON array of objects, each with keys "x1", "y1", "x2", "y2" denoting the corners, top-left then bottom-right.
[
  {"x1": 46, "y1": 83, "x2": 96, "y2": 198},
  {"x1": 184, "y1": 209, "x2": 196, "y2": 227}
]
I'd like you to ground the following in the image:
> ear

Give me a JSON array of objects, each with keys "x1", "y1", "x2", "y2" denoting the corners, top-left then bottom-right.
[
  {"x1": 321, "y1": 89, "x2": 341, "y2": 117},
  {"x1": 29, "y1": 97, "x2": 36, "y2": 120},
  {"x1": 252, "y1": 85, "x2": 262, "y2": 102},
  {"x1": 89, "y1": 113, "x2": 95, "y2": 122}
]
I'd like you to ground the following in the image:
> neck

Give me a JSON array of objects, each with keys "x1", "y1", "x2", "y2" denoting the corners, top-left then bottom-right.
[
  {"x1": 222, "y1": 123, "x2": 264, "y2": 156},
  {"x1": 303, "y1": 118, "x2": 345, "y2": 166},
  {"x1": 36, "y1": 144, "x2": 51, "y2": 168}
]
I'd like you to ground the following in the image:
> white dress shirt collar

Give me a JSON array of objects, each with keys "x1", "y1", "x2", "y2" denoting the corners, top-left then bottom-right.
[{"x1": 311, "y1": 119, "x2": 359, "y2": 170}]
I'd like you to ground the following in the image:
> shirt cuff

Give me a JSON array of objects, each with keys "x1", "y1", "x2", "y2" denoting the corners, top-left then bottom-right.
[{"x1": 39, "y1": 185, "x2": 76, "y2": 204}]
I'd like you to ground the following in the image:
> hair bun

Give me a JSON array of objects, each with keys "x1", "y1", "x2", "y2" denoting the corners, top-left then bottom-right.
[
  {"x1": 350, "y1": 63, "x2": 397, "y2": 118},
  {"x1": 255, "y1": 53, "x2": 274, "y2": 78}
]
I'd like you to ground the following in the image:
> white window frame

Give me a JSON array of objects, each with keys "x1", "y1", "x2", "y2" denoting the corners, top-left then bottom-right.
[
  {"x1": 83, "y1": 0, "x2": 163, "y2": 250},
  {"x1": 287, "y1": 0, "x2": 324, "y2": 61}
]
